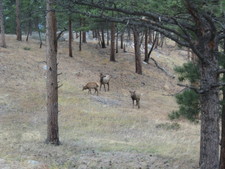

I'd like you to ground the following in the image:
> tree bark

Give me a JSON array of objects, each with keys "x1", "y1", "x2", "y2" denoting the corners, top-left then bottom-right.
[
  {"x1": 149, "y1": 29, "x2": 152, "y2": 43},
  {"x1": 197, "y1": 35, "x2": 220, "y2": 169},
  {"x1": 144, "y1": 29, "x2": 148, "y2": 62},
  {"x1": 26, "y1": 15, "x2": 32, "y2": 42},
  {"x1": 133, "y1": 27, "x2": 142, "y2": 75},
  {"x1": 16, "y1": 0, "x2": 22, "y2": 41},
  {"x1": 0, "y1": 0, "x2": 6, "y2": 48},
  {"x1": 82, "y1": 31, "x2": 86, "y2": 43},
  {"x1": 79, "y1": 18, "x2": 82, "y2": 51},
  {"x1": 45, "y1": 0, "x2": 59, "y2": 145},
  {"x1": 79, "y1": 30, "x2": 82, "y2": 51},
  {"x1": 220, "y1": 30, "x2": 225, "y2": 169},
  {"x1": 101, "y1": 28, "x2": 106, "y2": 48},
  {"x1": 110, "y1": 22, "x2": 116, "y2": 61},
  {"x1": 116, "y1": 28, "x2": 118, "y2": 53},
  {"x1": 106, "y1": 25, "x2": 109, "y2": 46},
  {"x1": 68, "y1": 15, "x2": 73, "y2": 57},
  {"x1": 120, "y1": 32, "x2": 124, "y2": 49}
]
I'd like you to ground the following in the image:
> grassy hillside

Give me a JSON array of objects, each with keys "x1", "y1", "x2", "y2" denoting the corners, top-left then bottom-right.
[{"x1": 0, "y1": 35, "x2": 199, "y2": 169}]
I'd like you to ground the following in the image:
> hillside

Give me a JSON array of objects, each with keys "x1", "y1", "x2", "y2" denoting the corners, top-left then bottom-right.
[{"x1": 0, "y1": 35, "x2": 199, "y2": 169}]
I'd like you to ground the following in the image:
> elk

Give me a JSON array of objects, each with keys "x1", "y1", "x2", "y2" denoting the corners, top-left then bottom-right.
[
  {"x1": 82, "y1": 82, "x2": 99, "y2": 95},
  {"x1": 129, "y1": 90, "x2": 141, "y2": 109},
  {"x1": 100, "y1": 73, "x2": 111, "y2": 92}
]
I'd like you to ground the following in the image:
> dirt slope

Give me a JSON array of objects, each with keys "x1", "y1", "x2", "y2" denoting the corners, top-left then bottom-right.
[{"x1": 0, "y1": 35, "x2": 199, "y2": 169}]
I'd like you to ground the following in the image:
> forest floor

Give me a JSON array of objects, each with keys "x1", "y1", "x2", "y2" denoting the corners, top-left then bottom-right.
[{"x1": 0, "y1": 35, "x2": 199, "y2": 169}]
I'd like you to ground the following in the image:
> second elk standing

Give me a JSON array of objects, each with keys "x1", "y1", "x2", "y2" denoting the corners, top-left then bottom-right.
[{"x1": 99, "y1": 73, "x2": 111, "y2": 92}]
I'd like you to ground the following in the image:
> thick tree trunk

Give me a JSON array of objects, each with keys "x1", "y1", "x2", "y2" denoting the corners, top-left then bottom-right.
[
  {"x1": 220, "y1": 31, "x2": 225, "y2": 169},
  {"x1": 110, "y1": 22, "x2": 116, "y2": 62},
  {"x1": 221, "y1": 85, "x2": 225, "y2": 169},
  {"x1": 68, "y1": 16, "x2": 73, "y2": 57},
  {"x1": 0, "y1": 0, "x2": 6, "y2": 48},
  {"x1": 16, "y1": 0, "x2": 22, "y2": 41},
  {"x1": 133, "y1": 28, "x2": 142, "y2": 75},
  {"x1": 45, "y1": 0, "x2": 59, "y2": 145},
  {"x1": 198, "y1": 42, "x2": 219, "y2": 169}
]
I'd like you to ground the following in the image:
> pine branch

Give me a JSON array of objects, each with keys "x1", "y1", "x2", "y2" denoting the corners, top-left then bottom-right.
[{"x1": 177, "y1": 83, "x2": 204, "y2": 94}]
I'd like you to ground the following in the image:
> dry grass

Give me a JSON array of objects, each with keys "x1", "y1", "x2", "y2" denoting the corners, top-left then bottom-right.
[{"x1": 0, "y1": 35, "x2": 199, "y2": 169}]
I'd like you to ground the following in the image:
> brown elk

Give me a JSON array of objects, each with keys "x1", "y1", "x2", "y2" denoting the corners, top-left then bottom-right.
[
  {"x1": 82, "y1": 82, "x2": 99, "y2": 95},
  {"x1": 129, "y1": 90, "x2": 141, "y2": 109}
]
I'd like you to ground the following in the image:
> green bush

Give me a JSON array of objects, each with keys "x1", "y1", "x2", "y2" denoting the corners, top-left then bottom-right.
[{"x1": 170, "y1": 62, "x2": 200, "y2": 122}]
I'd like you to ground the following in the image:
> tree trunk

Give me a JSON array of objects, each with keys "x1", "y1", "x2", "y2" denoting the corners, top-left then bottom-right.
[
  {"x1": 120, "y1": 32, "x2": 124, "y2": 49},
  {"x1": 79, "y1": 30, "x2": 82, "y2": 51},
  {"x1": 221, "y1": 83, "x2": 225, "y2": 169},
  {"x1": 0, "y1": 0, "x2": 6, "y2": 48},
  {"x1": 101, "y1": 28, "x2": 106, "y2": 48},
  {"x1": 110, "y1": 22, "x2": 116, "y2": 62},
  {"x1": 68, "y1": 16, "x2": 73, "y2": 57},
  {"x1": 149, "y1": 29, "x2": 153, "y2": 43},
  {"x1": 79, "y1": 17, "x2": 82, "y2": 51},
  {"x1": 116, "y1": 28, "x2": 118, "y2": 53},
  {"x1": 107, "y1": 25, "x2": 109, "y2": 46},
  {"x1": 82, "y1": 31, "x2": 86, "y2": 43},
  {"x1": 220, "y1": 30, "x2": 225, "y2": 169},
  {"x1": 123, "y1": 43, "x2": 126, "y2": 52},
  {"x1": 133, "y1": 28, "x2": 142, "y2": 75},
  {"x1": 26, "y1": 15, "x2": 32, "y2": 42},
  {"x1": 154, "y1": 33, "x2": 159, "y2": 49},
  {"x1": 128, "y1": 27, "x2": 131, "y2": 41},
  {"x1": 159, "y1": 34, "x2": 164, "y2": 47},
  {"x1": 82, "y1": 18, "x2": 86, "y2": 43},
  {"x1": 198, "y1": 41, "x2": 219, "y2": 169},
  {"x1": 16, "y1": 0, "x2": 22, "y2": 41},
  {"x1": 45, "y1": 0, "x2": 59, "y2": 145},
  {"x1": 34, "y1": 15, "x2": 42, "y2": 48},
  {"x1": 144, "y1": 29, "x2": 148, "y2": 62}
]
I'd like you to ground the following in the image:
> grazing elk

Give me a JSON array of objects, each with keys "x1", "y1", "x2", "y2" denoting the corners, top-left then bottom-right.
[
  {"x1": 82, "y1": 82, "x2": 99, "y2": 95},
  {"x1": 100, "y1": 73, "x2": 111, "y2": 92},
  {"x1": 129, "y1": 90, "x2": 141, "y2": 109}
]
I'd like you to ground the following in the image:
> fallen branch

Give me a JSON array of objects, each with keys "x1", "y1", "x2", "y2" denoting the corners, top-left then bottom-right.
[{"x1": 150, "y1": 57, "x2": 175, "y2": 78}]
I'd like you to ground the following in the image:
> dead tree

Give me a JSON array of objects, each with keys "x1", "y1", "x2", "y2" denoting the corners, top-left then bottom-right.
[{"x1": 45, "y1": 0, "x2": 60, "y2": 145}]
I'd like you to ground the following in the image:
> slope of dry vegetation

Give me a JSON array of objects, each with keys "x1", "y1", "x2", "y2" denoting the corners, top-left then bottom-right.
[{"x1": 0, "y1": 35, "x2": 199, "y2": 169}]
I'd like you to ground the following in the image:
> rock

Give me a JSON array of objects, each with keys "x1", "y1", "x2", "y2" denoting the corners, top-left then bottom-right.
[{"x1": 27, "y1": 160, "x2": 41, "y2": 166}]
